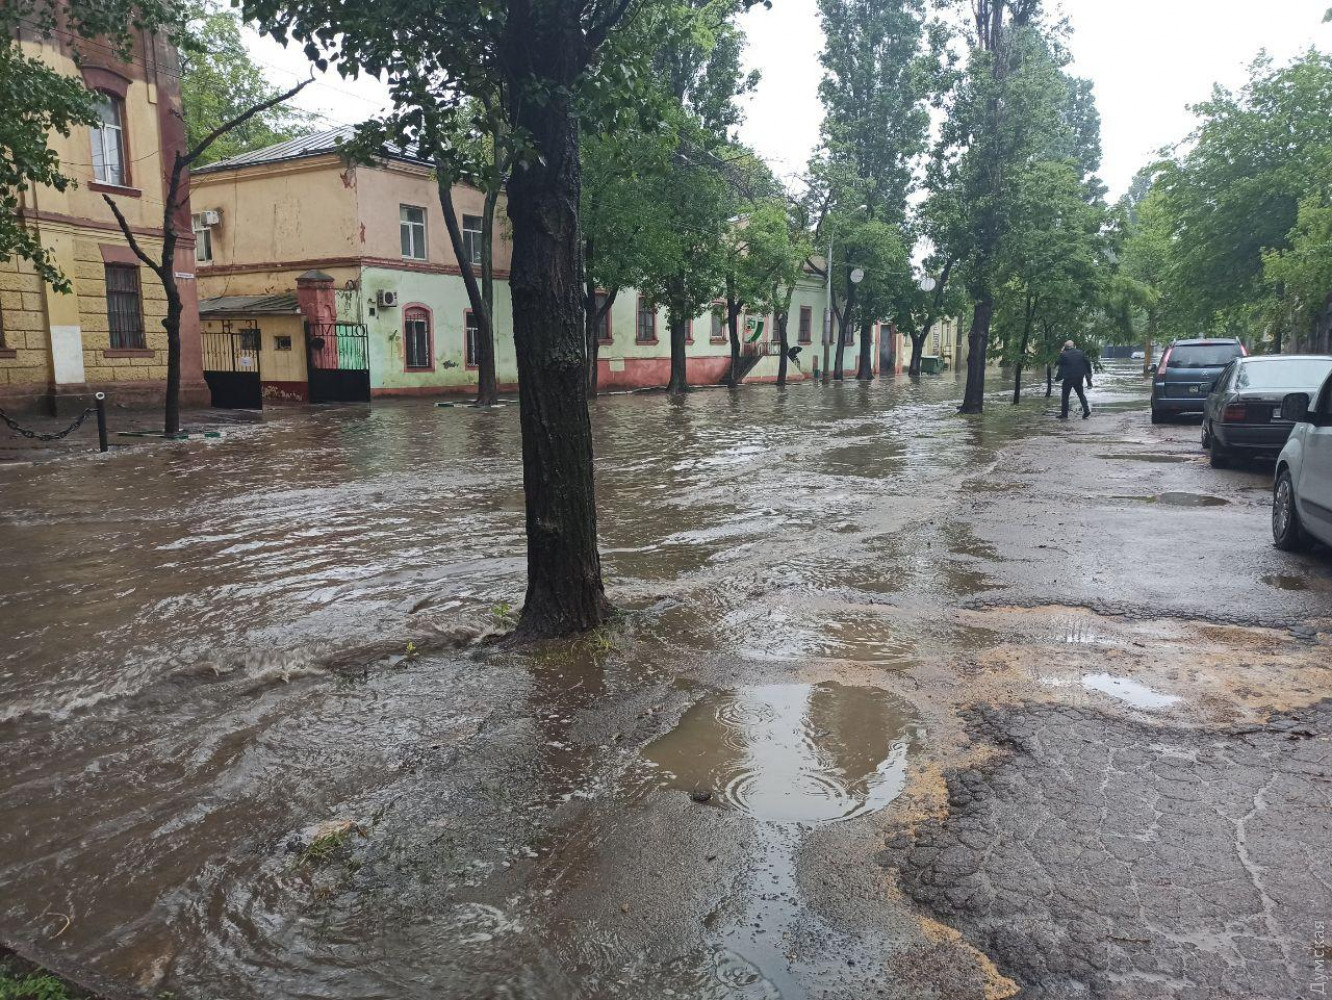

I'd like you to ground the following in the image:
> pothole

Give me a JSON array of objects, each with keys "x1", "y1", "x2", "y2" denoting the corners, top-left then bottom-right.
[
  {"x1": 1262, "y1": 574, "x2": 1310, "y2": 592},
  {"x1": 1109, "y1": 492, "x2": 1229, "y2": 507},
  {"x1": 1098, "y1": 453, "x2": 1192, "y2": 464},
  {"x1": 1042, "y1": 672, "x2": 1181, "y2": 710},
  {"x1": 642, "y1": 682, "x2": 920, "y2": 824}
]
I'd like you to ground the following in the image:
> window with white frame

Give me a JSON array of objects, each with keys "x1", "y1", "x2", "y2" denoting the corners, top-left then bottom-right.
[
  {"x1": 400, "y1": 205, "x2": 427, "y2": 260},
  {"x1": 192, "y1": 214, "x2": 213, "y2": 263},
  {"x1": 91, "y1": 94, "x2": 126, "y2": 186},
  {"x1": 462, "y1": 214, "x2": 483, "y2": 266}
]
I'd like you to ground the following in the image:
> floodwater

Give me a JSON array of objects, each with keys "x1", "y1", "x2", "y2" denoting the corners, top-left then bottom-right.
[{"x1": 0, "y1": 362, "x2": 1200, "y2": 998}]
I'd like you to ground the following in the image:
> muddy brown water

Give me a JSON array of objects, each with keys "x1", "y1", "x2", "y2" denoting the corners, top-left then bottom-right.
[{"x1": 0, "y1": 363, "x2": 1289, "y2": 999}]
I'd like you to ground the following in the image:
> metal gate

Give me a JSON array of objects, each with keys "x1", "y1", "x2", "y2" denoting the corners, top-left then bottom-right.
[
  {"x1": 306, "y1": 321, "x2": 371, "y2": 403},
  {"x1": 202, "y1": 325, "x2": 262, "y2": 409}
]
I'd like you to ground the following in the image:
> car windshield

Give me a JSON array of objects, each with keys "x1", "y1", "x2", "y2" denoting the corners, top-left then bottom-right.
[
  {"x1": 1236, "y1": 357, "x2": 1332, "y2": 390},
  {"x1": 1169, "y1": 344, "x2": 1243, "y2": 368}
]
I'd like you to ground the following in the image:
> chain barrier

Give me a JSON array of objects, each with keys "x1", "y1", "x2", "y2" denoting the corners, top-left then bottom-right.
[{"x1": 0, "y1": 392, "x2": 109, "y2": 451}]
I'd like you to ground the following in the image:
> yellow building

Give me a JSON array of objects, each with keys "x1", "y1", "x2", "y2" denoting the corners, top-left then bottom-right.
[{"x1": 1, "y1": 26, "x2": 207, "y2": 415}]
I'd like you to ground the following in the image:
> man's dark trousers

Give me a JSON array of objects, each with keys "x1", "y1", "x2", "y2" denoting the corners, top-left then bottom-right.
[{"x1": 1061, "y1": 378, "x2": 1090, "y2": 418}]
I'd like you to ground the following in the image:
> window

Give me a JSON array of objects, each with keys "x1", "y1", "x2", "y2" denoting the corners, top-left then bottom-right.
[
  {"x1": 799, "y1": 306, "x2": 812, "y2": 344},
  {"x1": 685, "y1": 319, "x2": 694, "y2": 344},
  {"x1": 636, "y1": 297, "x2": 656, "y2": 343},
  {"x1": 711, "y1": 309, "x2": 725, "y2": 343},
  {"x1": 462, "y1": 215, "x2": 483, "y2": 267},
  {"x1": 842, "y1": 319, "x2": 855, "y2": 347},
  {"x1": 239, "y1": 328, "x2": 261, "y2": 351},
  {"x1": 594, "y1": 292, "x2": 612, "y2": 344},
  {"x1": 91, "y1": 94, "x2": 126, "y2": 186},
  {"x1": 400, "y1": 205, "x2": 427, "y2": 260},
  {"x1": 275, "y1": 336, "x2": 292, "y2": 351},
  {"x1": 105, "y1": 264, "x2": 144, "y2": 349},
  {"x1": 404, "y1": 306, "x2": 432, "y2": 369},
  {"x1": 192, "y1": 214, "x2": 213, "y2": 263},
  {"x1": 465, "y1": 310, "x2": 480, "y2": 367}
]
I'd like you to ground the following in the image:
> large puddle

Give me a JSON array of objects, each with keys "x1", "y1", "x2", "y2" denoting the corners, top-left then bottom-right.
[{"x1": 642, "y1": 682, "x2": 918, "y2": 824}]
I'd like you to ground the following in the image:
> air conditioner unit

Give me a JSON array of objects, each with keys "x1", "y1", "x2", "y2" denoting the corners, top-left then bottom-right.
[
  {"x1": 201, "y1": 209, "x2": 222, "y2": 226},
  {"x1": 377, "y1": 289, "x2": 399, "y2": 308}
]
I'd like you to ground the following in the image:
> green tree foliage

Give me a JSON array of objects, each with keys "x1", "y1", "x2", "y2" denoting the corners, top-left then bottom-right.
[
  {"x1": 929, "y1": 0, "x2": 1086, "y2": 412},
  {"x1": 812, "y1": 0, "x2": 934, "y2": 380},
  {"x1": 1154, "y1": 50, "x2": 1332, "y2": 350},
  {"x1": 1, "y1": 0, "x2": 182, "y2": 289},
  {"x1": 180, "y1": 5, "x2": 316, "y2": 166}
]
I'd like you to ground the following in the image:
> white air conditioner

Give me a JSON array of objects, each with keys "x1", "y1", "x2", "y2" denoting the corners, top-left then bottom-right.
[
  {"x1": 377, "y1": 289, "x2": 399, "y2": 308},
  {"x1": 201, "y1": 209, "x2": 222, "y2": 226}
]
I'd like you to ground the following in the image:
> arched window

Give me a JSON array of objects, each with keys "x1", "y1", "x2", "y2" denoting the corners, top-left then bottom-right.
[
  {"x1": 404, "y1": 306, "x2": 433, "y2": 370},
  {"x1": 91, "y1": 94, "x2": 126, "y2": 187}
]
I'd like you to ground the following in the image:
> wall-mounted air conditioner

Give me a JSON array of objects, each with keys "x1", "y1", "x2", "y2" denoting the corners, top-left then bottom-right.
[
  {"x1": 201, "y1": 209, "x2": 222, "y2": 226},
  {"x1": 377, "y1": 289, "x2": 399, "y2": 308}
]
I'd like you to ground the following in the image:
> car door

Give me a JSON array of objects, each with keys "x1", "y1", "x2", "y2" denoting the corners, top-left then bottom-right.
[
  {"x1": 1299, "y1": 376, "x2": 1332, "y2": 544},
  {"x1": 1207, "y1": 360, "x2": 1238, "y2": 425}
]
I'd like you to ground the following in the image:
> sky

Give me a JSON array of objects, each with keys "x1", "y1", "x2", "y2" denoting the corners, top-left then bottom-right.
[{"x1": 246, "y1": 0, "x2": 1331, "y2": 199}]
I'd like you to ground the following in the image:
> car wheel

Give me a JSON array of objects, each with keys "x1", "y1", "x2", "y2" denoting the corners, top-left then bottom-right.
[
  {"x1": 1209, "y1": 436, "x2": 1231, "y2": 469},
  {"x1": 1201, "y1": 421, "x2": 1212, "y2": 450},
  {"x1": 1273, "y1": 470, "x2": 1312, "y2": 551},
  {"x1": 1151, "y1": 407, "x2": 1165, "y2": 425}
]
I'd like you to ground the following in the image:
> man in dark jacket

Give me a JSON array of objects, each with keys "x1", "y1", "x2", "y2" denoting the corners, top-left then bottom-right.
[{"x1": 1056, "y1": 340, "x2": 1093, "y2": 419}]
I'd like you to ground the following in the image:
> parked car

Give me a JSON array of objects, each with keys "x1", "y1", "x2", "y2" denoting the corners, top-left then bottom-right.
[
  {"x1": 1201, "y1": 355, "x2": 1332, "y2": 468},
  {"x1": 1131, "y1": 350, "x2": 1145, "y2": 360},
  {"x1": 1150, "y1": 338, "x2": 1247, "y2": 424},
  {"x1": 1272, "y1": 373, "x2": 1332, "y2": 551}
]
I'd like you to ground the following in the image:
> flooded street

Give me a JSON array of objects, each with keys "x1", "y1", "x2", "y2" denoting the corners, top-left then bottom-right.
[{"x1": 3, "y1": 364, "x2": 1331, "y2": 999}]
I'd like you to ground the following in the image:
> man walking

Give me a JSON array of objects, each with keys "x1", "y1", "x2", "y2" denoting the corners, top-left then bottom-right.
[{"x1": 1056, "y1": 340, "x2": 1093, "y2": 419}]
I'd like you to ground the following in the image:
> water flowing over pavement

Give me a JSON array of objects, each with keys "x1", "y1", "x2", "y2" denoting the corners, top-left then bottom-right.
[{"x1": 2, "y1": 363, "x2": 1330, "y2": 999}]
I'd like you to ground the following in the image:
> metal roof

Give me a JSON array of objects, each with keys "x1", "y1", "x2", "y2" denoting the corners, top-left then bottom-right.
[
  {"x1": 195, "y1": 126, "x2": 426, "y2": 174},
  {"x1": 199, "y1": 293, "x2": 301, "y2": 316}
]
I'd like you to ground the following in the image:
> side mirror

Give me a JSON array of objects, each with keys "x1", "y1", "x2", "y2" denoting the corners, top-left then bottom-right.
[{"x1": 1280, "y1": 392, "x2": 1312, "y2": 423}]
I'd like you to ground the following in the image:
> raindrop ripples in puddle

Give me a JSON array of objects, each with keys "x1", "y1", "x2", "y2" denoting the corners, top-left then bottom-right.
[{"x1": 641, "y1": 682, "x2": 918, "y2": 824}]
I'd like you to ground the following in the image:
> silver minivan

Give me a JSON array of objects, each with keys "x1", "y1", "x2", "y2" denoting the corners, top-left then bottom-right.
[{"x1": 1273, "y1": 373, "x2": 1332, "y2": 550}]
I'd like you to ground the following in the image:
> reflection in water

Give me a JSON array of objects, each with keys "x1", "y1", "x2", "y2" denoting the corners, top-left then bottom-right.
[
  {"x1": 641, "y1": 683, "x2": 919, "y2": 998},
  {"x1": 643, "y1": 682, "x2": 916, "y2": 824}
]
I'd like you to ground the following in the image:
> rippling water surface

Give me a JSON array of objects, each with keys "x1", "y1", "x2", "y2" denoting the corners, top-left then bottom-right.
[{"x1": 0, "y1": 366, "x2": 1152, "y2": 998}]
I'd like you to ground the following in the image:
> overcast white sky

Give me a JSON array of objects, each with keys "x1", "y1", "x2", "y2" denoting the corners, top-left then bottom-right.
[{"x1": 246, "y1": 0, "x2": 1331, "y2": 199}]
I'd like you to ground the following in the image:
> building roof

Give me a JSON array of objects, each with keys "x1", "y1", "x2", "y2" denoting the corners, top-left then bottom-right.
[
  {"x1": 199, "y1": 293, "x2": 301, "y2": 316},
  {"x1": 194, "y1": 126, "x2": 427, "y2": 174}
]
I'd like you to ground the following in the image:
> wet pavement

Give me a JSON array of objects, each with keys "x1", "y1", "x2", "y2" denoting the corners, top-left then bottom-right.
[{"x1": 1, "y1": 363, "x2": 1330, "y2": 999}]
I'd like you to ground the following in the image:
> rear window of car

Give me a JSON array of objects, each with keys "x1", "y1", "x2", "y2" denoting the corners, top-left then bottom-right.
[
  {"x1": 1236, "y1": 357, "x2": 1332, "y2": 389},
  {"x1": 1168, "y1": 344, "x2": 1244, "y2": 368}
]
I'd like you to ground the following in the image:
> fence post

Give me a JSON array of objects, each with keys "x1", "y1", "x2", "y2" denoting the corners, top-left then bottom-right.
[{"x1": 94, "y1": 393, "x2": 108, "y2": 453}]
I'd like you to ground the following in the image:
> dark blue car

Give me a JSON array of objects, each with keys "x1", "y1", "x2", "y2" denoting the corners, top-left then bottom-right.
[{"x1": 1150, "y1": 338, "x2": 1246, "y2": 424}]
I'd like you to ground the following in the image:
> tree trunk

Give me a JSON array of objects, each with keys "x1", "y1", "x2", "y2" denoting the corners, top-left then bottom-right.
[
  {"x1": 726, "y1": 298, "x2": 743, "y2": 388},
  {"x1": 833, "y1": 276, "x2": 855, "y2": 381},
  {"x1": 666, "y1": 304, "x2": 689, "y2": 395},
  {"x1": 437, "y1": 172, "x2": 498, "y2": 406},
  {"x1": 855, "y1": 314, "x2": 874, "y2": 380},
  {"x1": 1012, "y1": 294, "x2": 1035, "y2": 405},
  {"x1": 503, "y1": 4, "x2": 609, "y2": 639},
  {"x1": 776, "y1": 309, "x2": 790, "y2": 387},
  {"x1": 1045, "y1": 363, "x2": 1053, "y2": 397},
  {"x1": 959, "y1": 297, "x2": 992, "y2": 414},
  {"x1": 163, "y1": 276, "x2": 182, "y2": 435},
  {"x1": 477, "y1": 186, "x2": 501, "y2": 404},
  {"x1": 908, "y1": 332, "x2": 928, "y2": 378}
]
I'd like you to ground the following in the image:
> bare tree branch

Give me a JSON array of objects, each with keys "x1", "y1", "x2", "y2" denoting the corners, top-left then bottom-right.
[
  {"x1": 102, "y1": 194, "x2": 166, "y2": 278},
  {"x1": 182, "y1": 77, "x2": 314, "y2": 171}
]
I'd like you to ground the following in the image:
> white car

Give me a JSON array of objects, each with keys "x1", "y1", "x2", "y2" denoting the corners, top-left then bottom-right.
[{"x1": 1273, "y1": 373, "x2": 1332, "y2": 550}]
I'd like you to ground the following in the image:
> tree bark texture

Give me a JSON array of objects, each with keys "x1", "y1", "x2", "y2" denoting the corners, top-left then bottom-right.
[
  {"x1": 726, "y1": 297, "x2": 743, "y2": 388},
  {"x1": 959, "y1": 297, "x2": 992, "y2": 413},
  {"x1": 855, "y1": 315, "x2": 874, "y2": 380},
  {"x1": 666, "y1": 306, "x2": 689, "y2": 395},
  {"x1": 909, "y1": 332, "x2": 927, "y2": 378},
  {"x1": 438, "y1": 174, "x2": 499, "y2": 405},
  {"x1": 503, "y1": 0, "x2": 609, "y2": 638},
  {"x1": 776, "y1": 309, "x2": 790, "y2": 387}
]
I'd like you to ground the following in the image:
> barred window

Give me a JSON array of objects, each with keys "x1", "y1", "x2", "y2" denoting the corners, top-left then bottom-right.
[
  {"x1": 404, "y1": 306, "x2": 432, "y2": 369},
  {"x1": 465, "y1": 310, "x2": 480, "y2": 367},
  {"x1": 105, "y1": 264, "x2": 145, "y2": 349},
  {"x1": 636, "y1": 297, "x2": 656, "y2": 343},
  {"x1": 799, "y1": 306, "x2": 812, "y2": 344}
]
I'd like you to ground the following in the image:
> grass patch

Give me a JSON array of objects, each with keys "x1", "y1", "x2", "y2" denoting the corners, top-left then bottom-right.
[{"x1": 0, "y1": 964, "x2": 74, "y2": 1000}]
